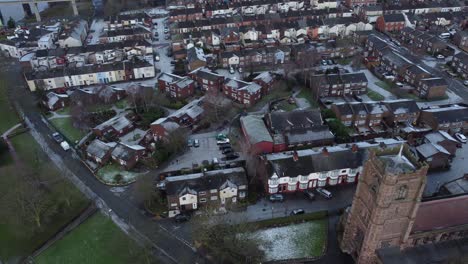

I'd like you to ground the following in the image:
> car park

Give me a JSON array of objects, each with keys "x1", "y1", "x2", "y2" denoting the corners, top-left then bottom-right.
[
  {"x1": 222, "y1": 148, "x2": 233, "y2": 154},
  {"x1": 290, "y1": 209, "x2": 305, "y2": 216},
  {"x1": 455, "y1": 133, "x2": 467, "y2": 143},
  {"x1": 304, "y1": 190, "x2": 315, "y2": 200},
  {"x1": 269, "y1": 194, "x2": 284, "y2": 202},
  {"x1": 316, "y1": 188, "x2": 332, "y2": 199},
  {"x1": 225, "y1": 152, "x2": 239, "y2": 160},
  {"x1": 216, "y1": 138, "x2": 230, "y2": 145},
  {"x1": 174, "y1": 214, "x2": 190, "y2": 223}
]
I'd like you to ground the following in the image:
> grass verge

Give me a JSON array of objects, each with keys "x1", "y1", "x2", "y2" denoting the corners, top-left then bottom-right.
[
  {"x1": 367, "y1": 90, "x2": 385, "y2": 101},
  {"x1": 297, "y1": 88, "x2": 320, "y2": 108},
  {"x1": 50, "y1": 117, "x2": 86, "y2": 143},
  {"x1": 35, "y1": 212, "x2": 155, "y2": 264}
]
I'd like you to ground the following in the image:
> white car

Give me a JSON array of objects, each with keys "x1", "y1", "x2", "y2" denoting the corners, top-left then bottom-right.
[
  {"x1": 436, "y1": 54, "x2": 445, "y2": 59},
  {"x1": 229, "y1": 67, "x2": 235, "y2": 74},
  {"x1": 455, "y1": 133, "x2": 467, "y2": 143},
  {"x1": 216, "y1": 138, "x2": 230, "y2": 145},
  {"x1": 463, "y1": 80, "x2": 468, "y2": 86},
  {"x1": 60, "y1": 141, "x2": 70, "y2": 151}
]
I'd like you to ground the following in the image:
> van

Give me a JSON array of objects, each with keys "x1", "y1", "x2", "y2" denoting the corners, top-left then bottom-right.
[
  {"x1": 316, "y1": 188, "x2": 332, "y2": 199},
  {"x1": 439, "y1": 33, "x2": 451, "y2": 39}
]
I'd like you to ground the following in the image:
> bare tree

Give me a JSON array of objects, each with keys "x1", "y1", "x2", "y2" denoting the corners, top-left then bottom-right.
[
  {"x1": 203, "y1": 89, "x2": 233, "y2": 124},
  {"x1": 70, "y1": 101, "x2": 91, "y2": 131}
]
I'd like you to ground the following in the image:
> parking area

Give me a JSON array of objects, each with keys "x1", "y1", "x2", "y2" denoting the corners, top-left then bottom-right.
[
  {"x1": 163, "y1": 131, "x2": 244, "y2": 172},
  {"x1": 151, "y1": 17, "x2": 174, "y2": 73}
]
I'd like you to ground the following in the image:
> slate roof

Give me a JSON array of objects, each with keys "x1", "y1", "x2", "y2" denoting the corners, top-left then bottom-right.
[
  {"x1": 419, "y1": 77, "x2": 447, "y2": 87},
  {"x1": 86, "y1": 139, "x2": 114, "y2": 159},
  {"x1": 285, "y1": 127, "x2": 334, "y2": 145},
  {"x1": 111, "y1": 143, "x2": 141, "y2": 161},
  {"x1": 412, "y1": 195, "x2": 468, "y2": 233},
  {"x1": 191, "y1": 68, "x2": 223, "y2": 82},
  {"x1": 333, "y1": 102, "x2": 354, "y2": 116},
  {"x1": 424, "y1": 131, "x2": 457, "y2": 144},
  {"x1": 267, "y1": 148, "x2": 366, "y2": 178},
  {"x1": 240, "y1": 115, "x2": 273, "y2": 145},
  {"x1": 94, "y1": 114, "x2": 132, "y2": 131},
  {"x1": 384, "y1": 99, "x2": 419, "y2": 115},
  {"x1": 383, "y1": 13, "x2": 405, "y2": 23},
  {"x1": 416, "y1": 142, "x2": 450, "y2": 158},
  {"x1": 441, "y1": 177, "x2": 468, "y2": 195},
  {"x1": 267, "y1": 109, "x2": 323, "y2": 133},
  {"x1": 165, "y1": 167, "x2": 248, "y2": 196},
  {"x1": 422, "y1": 105, "x2": 468, "y2": 124}
]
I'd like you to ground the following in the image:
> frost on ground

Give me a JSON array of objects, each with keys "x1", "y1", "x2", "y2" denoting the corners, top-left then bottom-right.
[
  {"x1": 250, "y1": 220, "x2": 327, "y2": 261},
  {"x1": 97, "y1": 163, "x2": 145, "y2": 184}
]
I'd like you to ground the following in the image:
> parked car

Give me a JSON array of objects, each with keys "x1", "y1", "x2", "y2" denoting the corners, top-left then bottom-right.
[
  {"x1": 52, "y1": 132, "x2": 64, "y2": 143},
  {"x1": 436, "y1": 54, "x2": 445, "y2": 59},
  {"x1": 316, "y1": 188, "x2": 332, "y2": 199},
  {"x1": 229, "y1": 66, "x2": 235, "y2": 74},
  {"x1": 455, "y1": 133, "x2": 467, "y2": 143},
  {"x1": 60, "y1": 141, "x2": 70, "y2": 151},
  {"x1": 238, "y1": 67, "x2": 243, "y2": 73},
  {"x1": 216, "y1": 138, "x2": 230, "y2": 145},
  {"x1": 290, "y1": 209, "x2": 305, "y2": 216},
  {"x1": 164, "y1": 28, "x2": 169, "y2": 33},
  {"x1": 222, "y1": 148, "x2": 233, "y2": 154},
  {"x1": 174, "y1": 214, "x2": 190, "y2": 223},
  {"x1": 304, "y1": 190, "x2": 315, "y2": 200},
  {"x1": 170, "y1": 61, "x2": 176, "y2": 65},
  {"x1": 321, "y1": 59, "x2": 327, "y2": 66},
  {"x1": 187, "y1": 139, "x2": 193, "y2": 147},
  {"x1": 219, "y1": 143, "x2": 232, "y2": 150},
  {"x1": 326, "y1": 59, "x2": 334, "y2": 65},
  {"x1": 155, "y1": 55, "x2": 160, "y2": 61},
  {"x1": 165, "y1": 35, "x2": 170, "y2": 40},
  {"x1": 154, "y1": 37, "x2": 159, "y2": 41},
  {"x1": 193, "y1": 139, "x2": 200, "y2": 147},
  {"x1": 463, "y1": 80, "x2": 468, "y2": 86},
  {"x1": 269, "y1": 194, "x2": 284, "y2": 202},
  {"x1": 216, "y1": 133, "x2": 227, "y2": 140},
  {"x1": 212, "y1": 157, "x2": 219, "y2": 165},
  {"x1": 225, "y1": 152, "x2": 239, "y2": 160}
]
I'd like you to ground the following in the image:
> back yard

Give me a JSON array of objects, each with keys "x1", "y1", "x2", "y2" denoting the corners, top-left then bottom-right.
[{"x1": 35, "y1": 213, "x2": 155, "y2": 264}]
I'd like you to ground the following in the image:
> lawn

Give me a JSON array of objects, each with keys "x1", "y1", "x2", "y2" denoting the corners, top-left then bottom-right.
[
  {"x1": 297, "y1": 88, "x2": 320, "y2": 108},
  {"x1": 375, "y1": 81, "x2": 395, "y2": 92},
  {"x1": 367, "y1": 90, "x2": 385, "y2": 101},
  {"x1": 249, "y1": 80, "x2": 291, "y2": 111},
  {"x1": 0, "y1": 134, "x2": 89, "y2": 261},
  {"x1": 0, "y1": 72, "x2": 20, "y2": 134},
  {"x1": 115, "y1": 99, "x2": 129, "y2": 110},
  {"x1": 50, "y1": 117, "x2": 86, "y2": 143},
  {"x1": 276, "y1": 101, "x2": 297, "y2": 111},
  {"x1": 97, "y1": 163, "x2": 144, "y2": 185},
  {"x1": 249, "y1": 219, "x2": 327, "y2": 262},
  {"x1": 35, "y1": 213, "x2": 155, "y2": 264},
  {"x1": 55, "y1": 107, "x2": 71, "y2": 115}
]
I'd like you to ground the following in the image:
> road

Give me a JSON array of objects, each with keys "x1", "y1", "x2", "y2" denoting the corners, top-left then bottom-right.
[{"x1": 4, "y1": 59, "x2": 203, "y2": 264}]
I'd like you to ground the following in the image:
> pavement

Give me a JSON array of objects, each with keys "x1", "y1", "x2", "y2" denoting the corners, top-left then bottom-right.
[{"x1": 3, "y1": 59, "x2": 203, "y2": 264}]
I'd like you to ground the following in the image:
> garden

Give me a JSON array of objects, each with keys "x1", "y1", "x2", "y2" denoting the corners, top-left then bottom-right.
[{"x1": 96, "y1": 163, "x2": 145, "y2": 185}]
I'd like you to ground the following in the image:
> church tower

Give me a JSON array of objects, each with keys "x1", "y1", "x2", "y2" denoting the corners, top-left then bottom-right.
[{"x1": 340, "y1": 145, "x2": 428, "y2": 263}]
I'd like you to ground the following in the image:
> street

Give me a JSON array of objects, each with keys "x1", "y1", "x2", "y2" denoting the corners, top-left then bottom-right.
[{"x1": 3, "y1": 59, "x2": 202, "y2": 264}]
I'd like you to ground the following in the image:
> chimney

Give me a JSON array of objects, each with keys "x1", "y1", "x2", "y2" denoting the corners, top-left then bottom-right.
[
  {"x1": 351, "y1": 144, "x2": 358, "y2": 153},
  {"x1": 292, "y1": 150, "x2": 299, "y2": 162},
  {"x1": 322, "y1": 147, "x2": 329, "y2": 157}
]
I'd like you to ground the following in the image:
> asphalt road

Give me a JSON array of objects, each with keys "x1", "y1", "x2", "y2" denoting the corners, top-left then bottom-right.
[{"x1": 3, "y1": 59, "x2": 203, "y2": 264}]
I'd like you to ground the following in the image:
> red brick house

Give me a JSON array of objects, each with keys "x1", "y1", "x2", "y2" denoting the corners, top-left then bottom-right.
[
  {"x1": 418, "y1": 105, "x2": 468, "y2": 133},
  {"x1": 93, "y1": 113, "x2": 134, "y2": 138},
  {"x1": 424, "y1": 131, "x2": 460, "y2": 156},
  {"x1": 252, "y1": 71, "x2": 275, "y2": 95},
  {"x1": 188, "y1": 68, "x2": 225, "y2": 93},
  {"x1": 240, "y1": 115, "x2": 274, "y2": 154},
  {"x1": 111, "y1": 143, "x2": 145, "y2": 170},
  {"x1": 85, "y1": 139, "x2": 115, "y2": 165},
  {"x1": 416, "y1": 142, "x2": 451, "y2": 170},
  {"x1": 158, "y1": 72, "x2": 195, "y2": 99},
  {"x1": 223, "y1": 78, "x2": 262, "y2": 106},
  {"x1": 150, "y1": 118, "x2": 181, "y2": 140},
  {"x1": 417, "y1": 77, "x2": 447, "y2": 100},
  {"x1": 376, "y1": 14, "x2": 406, "y2": 32}
]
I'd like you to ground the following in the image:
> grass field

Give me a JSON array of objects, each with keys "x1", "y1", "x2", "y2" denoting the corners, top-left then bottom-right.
[
  {"x1": 35, "y1": 213, "x2": 154, "y2": 264},
  {"x1": 0, "y1": 74, "x2": 20, "y2": 134},
  {"x1": 50, "y1": 117, "x2": 86, "y2": 143},
  {"x1": 367, "y1": 90, "x2": 385, "y2": 101},
  {"x1": 249, "y1": 219, "x2": 327, "y2": 261}
]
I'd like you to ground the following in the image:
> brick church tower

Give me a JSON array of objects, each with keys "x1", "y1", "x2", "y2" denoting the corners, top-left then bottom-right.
[{"x1": 340, "y1": 145, "x2": 428, "y2": 264}]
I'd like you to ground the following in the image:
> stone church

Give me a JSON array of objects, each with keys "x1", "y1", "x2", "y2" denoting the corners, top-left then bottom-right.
[{"x1": 339, "y1": 144, "x2": 468, "y2": 263}]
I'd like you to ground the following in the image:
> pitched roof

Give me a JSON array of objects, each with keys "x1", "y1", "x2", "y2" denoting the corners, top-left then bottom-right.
[
  {"x1": 240, "y1": 115, "x2": 273, "y2": 145},
  {"x1": 424, "y1": 131, "x2": 457, "y2": 144},
  {"x1": 416, "y1": 142, "x2": 450, "y2": 158},
  {"x1": 421, "y1": 105, "x2": 468, "y2": 123},
  {"x1": 384, "y1": 99, "x2": 419, "y2": 114},
  {"x1": 165, "y1": 167, "x2": 248, "y2": 196},
  {"x1": 412, "y1": 195, "x2": 468, "y2": 233},
  {"x1": 267, "y1": 109, "x2": 323, "y2": 133},
  {"x1": 382, "y1": 13, "x2": 405, "y2": 23},
  {"x1": 285, "y1": 127, "x2": 334, "y2": 145},
  {"x1": 86, "y1": 139, "x2": 114, "y2": 159}
]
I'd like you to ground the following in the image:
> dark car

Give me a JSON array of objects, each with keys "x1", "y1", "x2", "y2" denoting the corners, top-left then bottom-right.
[
  {"x1": 174, "y1": 214, "x2": 190, "y2": 223},
  {"x1": 170, "y1": 61, "x2": 176, "y2": 65},
  {"x1": 222, "y1": 148, "x2": 233, "y2": 154},
  {"x1": 52, "y1": 132, "x2": 64, "y2": 143},
  {"x1": 225, "y1": 152, "x2": 239, "y2": 160},
  {"x1": 269, "y1": 194, "x2": 284, "y2": 202},
  {"x1": 219, "y1": 143, "x2": 231, "y2": 150},
  {"x1": 290, "y1": 209, "x2": 305, "y2": 216},
  {"x1": 304, "y1": 190, "x2": 315, "y2": 201}
]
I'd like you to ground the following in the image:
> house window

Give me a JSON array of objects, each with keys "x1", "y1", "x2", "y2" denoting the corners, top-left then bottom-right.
[
  {"x1": 210, "y1": 189, "x2": 217, "y2": 193},
  {"x1": 200, "y1": 198, "x2": 207, "y2": 203},
  {"x1": 199, "y1": 191, "x2": 206, "y2": 195},
  {"x1": 210, "y1": 196, "x2": 218, "y2": 201},
  {"x1": 170, "y1": 203, "x2": 177, "y2": 207},
  {"x1": 239, "y1": 191, "x2": 246, "y2": 198},
  {"x1": 396, "y1": 185, "x2": 408, "y2": 200},
  {"x1": 182, "y1": 197, "x2": 186, "y2": 201}
]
